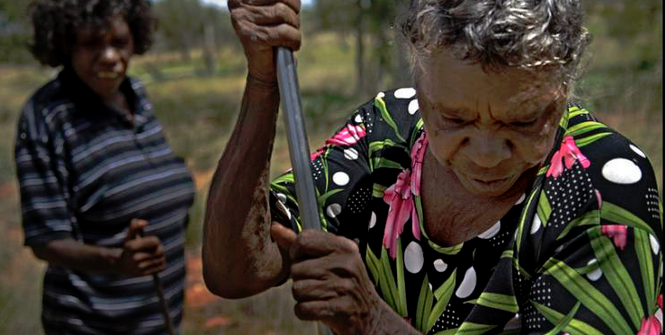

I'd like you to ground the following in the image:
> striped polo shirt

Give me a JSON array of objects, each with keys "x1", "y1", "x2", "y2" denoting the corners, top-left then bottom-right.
[{"x1": 15, "y1": 66, "x2": 195, "y2": 335}]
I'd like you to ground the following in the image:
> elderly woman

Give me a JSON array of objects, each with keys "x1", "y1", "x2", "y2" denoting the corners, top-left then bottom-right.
[
  {"x1": 15, "y1": 1, "x2": 194, "y2": 334},
  {"x1": 203, "y1": 0, "x2": 662, "y2": 334}
]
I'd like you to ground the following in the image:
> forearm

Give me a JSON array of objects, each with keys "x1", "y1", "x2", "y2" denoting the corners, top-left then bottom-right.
[
  {"x1": 203, "y1": 75, "x2": 288, "y2": 298},
  {"x1": 31, "y1": 239, "x2": 122, "y2": 274}
]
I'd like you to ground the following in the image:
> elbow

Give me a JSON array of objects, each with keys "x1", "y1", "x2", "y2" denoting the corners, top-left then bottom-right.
[
  {"x1": 202, "y1": 258, "x2": 256, "y2": 299},
  {"x1": 202, "y1": 250, "x2": 278, "y2": 299},
  {"x1": 201, "y1": 249, "x2": 249, "y2": 299}
]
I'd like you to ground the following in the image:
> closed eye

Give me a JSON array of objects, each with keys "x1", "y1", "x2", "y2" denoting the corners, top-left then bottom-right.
[
  {"x1": 510, "y1": 119, "x2": 538, "y2": 127},
  {"x1": 443, "y1": 117, "x2": 468, "y2": 125}
]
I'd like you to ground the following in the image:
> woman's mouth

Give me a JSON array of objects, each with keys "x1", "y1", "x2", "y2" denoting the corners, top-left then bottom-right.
[
  {"x1": 461, "y1": 174, "x2": 517, "y2": 195},
  {"x1": 97, "y1": 71, "x2": 120, "y2": 79}
]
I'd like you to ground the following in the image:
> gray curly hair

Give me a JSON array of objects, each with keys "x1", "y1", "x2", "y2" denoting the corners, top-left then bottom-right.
[{"x1": 401, "y1": 0, "x2": 591, "y2": 86}]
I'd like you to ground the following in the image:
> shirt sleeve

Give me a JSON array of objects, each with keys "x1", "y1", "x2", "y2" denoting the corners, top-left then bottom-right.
[
  {"x1": 519, "y1": 131, "x2": 663, "y2": 334},
  {"x1": 269, "y1": 103, "x2": 375, "y2": 240},
  {"x1": 15, "y1": 103, "x2": 76, "y2": 246}
]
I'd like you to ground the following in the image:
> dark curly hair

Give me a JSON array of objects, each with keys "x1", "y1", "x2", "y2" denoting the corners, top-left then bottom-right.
[{"x1": 28, "y1": 0, "x2": 156, "y2": 67}]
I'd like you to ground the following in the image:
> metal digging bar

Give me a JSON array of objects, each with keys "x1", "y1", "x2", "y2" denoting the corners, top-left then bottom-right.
[{"x1": 276, "y1": 47, "x2": 336, "y2": 335}]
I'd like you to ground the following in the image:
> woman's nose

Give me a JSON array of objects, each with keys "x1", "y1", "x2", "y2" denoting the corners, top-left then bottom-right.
[
  {"x1": 100, "y1": 46, "x2": 120, "y2": 63},
  {"x1": 462, "y1": 131, "x2": 512, "y2": 168}
]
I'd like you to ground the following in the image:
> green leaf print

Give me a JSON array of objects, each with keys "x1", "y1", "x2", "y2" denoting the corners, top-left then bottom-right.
[
  {"x1": 378, "y1": 247, "x2": 400, "y2": 314},
  {"x1": 371, "y1": 157, "x2": 404, "y2": 170},
  {"x1": 556, "y1": 210, "x2": 599, "y2": 241},
  {"x1": 375, "y1": 96, "x2": 407, "y2": 142},
  {"x1": 601, "y1": 202, "x2": 656, "y2": 236},
  {"x1": 568, "y1": 107, "x2": 590, "y2": 119},
  {"x1": 369, "y1": 139, "x2": 406, "y2": 157},
  {"x1": 588, "y1": 228, "x2": 643, "y2": 329},
  {"x1": 411, "y1": 118, "x2": 425, "y2": 144},
  {"x1": 373, "y1": 183, "x2": 387, "y2": 198},
  {"x1": 541, "y1": 301, "x2": 580, "y2": 335},
  {"x1": 455, "y1": 322, "x2": 497, "y2": 335},
  {"x1": 634, "y1": 228, "x2": 656, "y2": 310},
  {"x1": 415, "y1": 195, "x2": 425, "y2": 238},
  {"x1": 365, "y1": 247, "x2": 381, "y2": 286},
  {"x1": 532, "y1": 301, "x2": 604, "y2": 335},
  {"x1": 467, "y1": 292, "x2": 519, "y2": 314},
  {"x1": 537, "y1": 165, "x2": 549, "y2": 176},
  {"x1": 559, "y1": 107, "x2": 571, "y2": 129},
  {"x1": 317, "y1": 189, "x2": 343, "y2": 206},
  {"x1": 565, "y1": 121, "x2": 607, "y2": 137},
  {"x1": 431, "y1": 329, "x2": 459, "y2": 335},
  {"x1": 537, "y1": 193, "x2": 552, "y2": 228},
  {"x1": 543, "y1": 258, "x2": 633, "y2": 334},
  {"x1": 428, "y1": 241, "x2": 464, "y2": 255},
  {"x1": 272, "y1": 172, "x2": 295, "y2": 184},
  {"x1": 516, "y1": 189, "x2": 539, "y2": 252},
  {"x1": 271, "y1": 183, "x2": 299, "y2": 206},
  {"x1": 575, "y1": 133, "x2": 613, "y2": 148},
  {"x1": 501, "y1": 250, "x2": 514, "y2": 259},
  {"x1": 395, "y1": 239, "x2": 408, "y2": 316},
  {"x1": 427, "y1": 269, "x2": 457, "y2": 332},
  {"x1": 368, "y1": 139, "x2": 406, "y2": 171},
  {"x1": 416, "y1": 274, "x2": 434, "y2": 332},
  {"x1": 322, "y1": 149, "x2": 330, "y2": 190}
]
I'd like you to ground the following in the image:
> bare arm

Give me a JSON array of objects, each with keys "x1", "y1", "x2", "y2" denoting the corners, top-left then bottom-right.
[
  {"x1": 202, "y1": 0, "x2": 302, "y2": 299},
  {"x1": 32, "y1": 238, "x2": 124, "y2": 274},
  {"x1": 31, "y1": 219, "x2": 166, "y2": 277}
]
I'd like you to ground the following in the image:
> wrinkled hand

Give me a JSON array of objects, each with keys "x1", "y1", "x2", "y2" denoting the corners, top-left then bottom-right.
[
  {"x1": 271, "y1": 224, "x2": 383, "y2": 335},
  {"x1": 118, "y1": 219, "x2": 166, "y2": 277},
  {"x1": 229, "y1": 0, "x2": 302, "y2": 83}
]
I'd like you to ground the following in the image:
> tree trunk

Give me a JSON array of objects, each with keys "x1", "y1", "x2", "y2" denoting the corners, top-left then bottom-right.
[
  {"x1": 203, "y1": 23, "x2": 217, "y2": 76},
  {"x1": 355, "y1": 0, "x2": 365, "y2": 97}
]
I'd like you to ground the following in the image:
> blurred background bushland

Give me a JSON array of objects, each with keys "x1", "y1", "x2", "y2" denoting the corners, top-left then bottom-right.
[{"x1": 0, "y1": 0, "x2": 661, "y2": 334}]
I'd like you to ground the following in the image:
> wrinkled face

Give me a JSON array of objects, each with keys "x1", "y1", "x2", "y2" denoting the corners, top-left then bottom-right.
[
  {"x1": 70, "y1": 16, "x2": 134, "y2": 102},
  {"x1": 416, "y1": 52, "x2": 567, "y2": 197}
]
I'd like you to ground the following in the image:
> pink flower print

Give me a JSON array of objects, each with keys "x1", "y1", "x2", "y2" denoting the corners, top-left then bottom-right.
[
  {"x1": 637, "y1": 315, "x2": 661, "y2": 335},
  {"x1": 308, "y1": 124, "x2": 367, "y2": 163},
  {"x1": 383, "y1": 170, "x2": 417, "y2": 258},
  {"x1": 310, "y1": 147, "x2": 325, "y2": 161},
  {"x1": 658, "y1": 294, "x2": 663, "y2": 310},
  {"x1": 546, "y1": 135, "x2": 591, "y2": 178},
  {"x1": 382, "y1": 131, "x2": 428, "y2": 258},
  {"x1": 325, "y1": 124, "x2": 367, "y2": 147},
  {"x1": 595, "y1": 189, "x2": 603, "y2": 210},
  {"x1": 410, "y1": 132, "x2": 428, "y2": 197},
  {"x1": 601, "y1": 225, "x2": 628, "y2": 250}
]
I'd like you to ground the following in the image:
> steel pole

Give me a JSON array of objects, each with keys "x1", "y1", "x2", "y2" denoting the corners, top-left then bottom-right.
[{"x1": 276, "y1": 47, "x2": 336, "y2": 335}]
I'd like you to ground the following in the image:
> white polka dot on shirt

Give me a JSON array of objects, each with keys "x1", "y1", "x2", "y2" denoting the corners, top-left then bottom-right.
[
  {"x1": 602, "y1": 158, "x2": 642, "y2": 184},
  {"x1": 332, "y1": 172, "x2": 350, "y2": 186},
  {"x1": 408, "y1": 99, "x2": 419, "y2": 115}
]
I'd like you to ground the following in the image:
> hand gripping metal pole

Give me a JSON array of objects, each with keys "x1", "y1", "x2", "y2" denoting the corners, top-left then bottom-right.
[{"x1": 276, "y1": 47, "x2": 335, "y2": 335}]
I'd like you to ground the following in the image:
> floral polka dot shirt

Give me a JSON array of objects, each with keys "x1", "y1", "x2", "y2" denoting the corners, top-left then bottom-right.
[{"x1": 270, "y1": 88, "x2": 663, "y2": 334}]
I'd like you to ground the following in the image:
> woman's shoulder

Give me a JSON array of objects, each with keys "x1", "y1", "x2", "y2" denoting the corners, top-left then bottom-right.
[
  {"x1": 357, "y1": 87, "x2": 423, "y2": 146},
  {"x1": 18, "y1": 73, "x2": 74, "y2": 140},
  {"x1": 534, "y1": 105, "x2": 660, "y2": 245},
  {"x1": 563, "y1": 106, "x2": 658, "y2": 192}
]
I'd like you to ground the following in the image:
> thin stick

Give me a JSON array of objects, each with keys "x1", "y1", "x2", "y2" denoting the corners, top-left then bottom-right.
[{"x1": 137, "y1": 229, "x2": 176, "y2": 335}]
